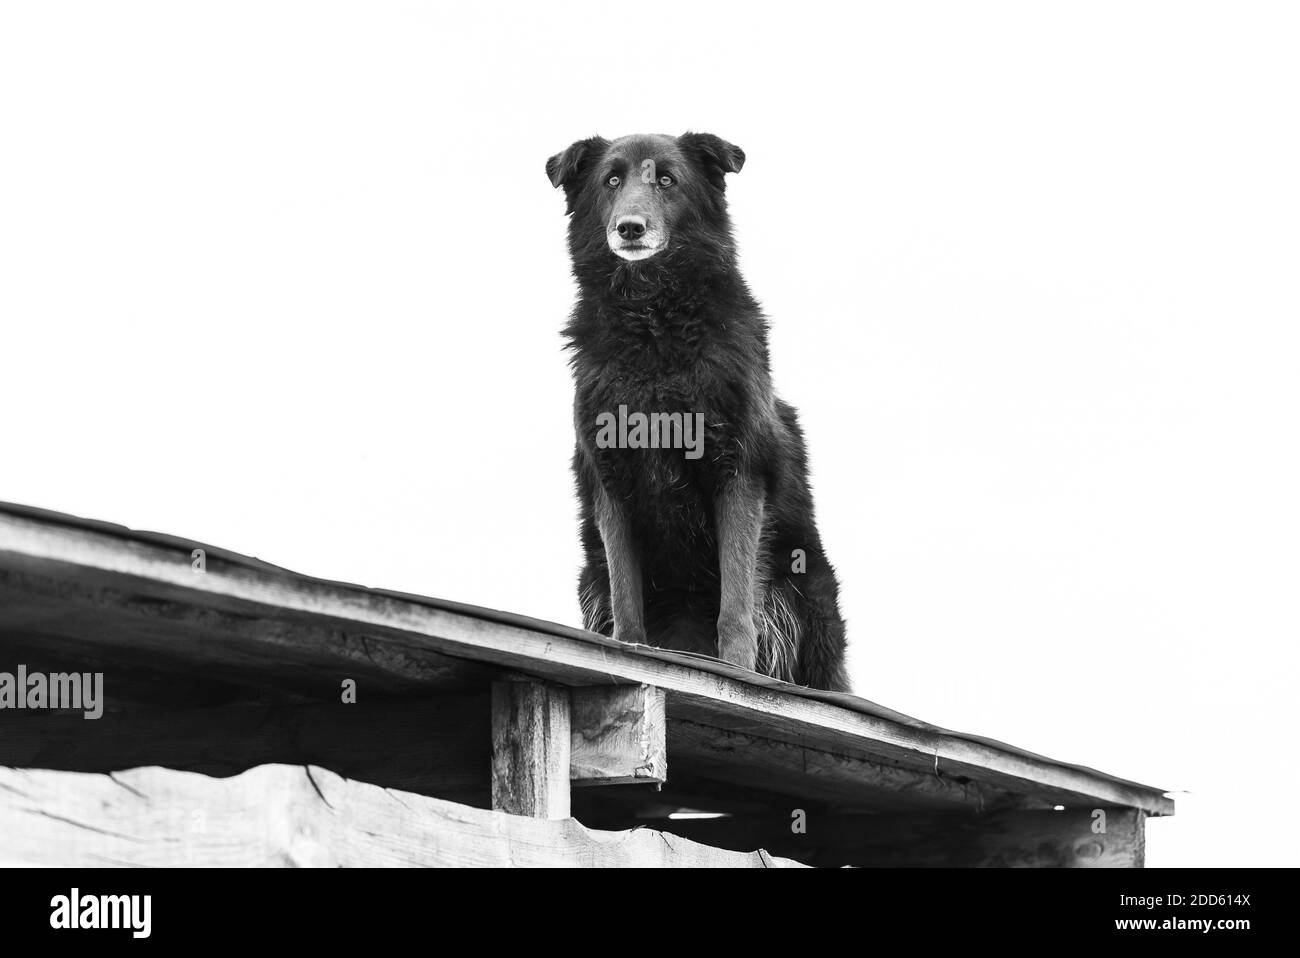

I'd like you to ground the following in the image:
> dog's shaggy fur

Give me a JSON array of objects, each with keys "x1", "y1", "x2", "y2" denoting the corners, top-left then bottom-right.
[{"x1": 549, "y1": 132, "x2": 850, "y2": 692}]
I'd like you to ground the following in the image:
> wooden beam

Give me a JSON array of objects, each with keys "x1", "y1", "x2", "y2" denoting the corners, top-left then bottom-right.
[
  {"x1": 661, "y1": 806, "x2": 1147, "y2": 868},
  {"x1": 491, "y1": 681, "x2": 570, "y2": 819},
  {"x1": 0, "y1": 765, "x2": 802, "y2": 867},
  {"x1": 570, "y1": 684, "x2": 666, "y2": 786},
  {"x1": 0, "y1": 569, "x2": 495, "y2": 700},
  {"x1": 668, "y1": 718, "x2": 1020, "y2": 812}
]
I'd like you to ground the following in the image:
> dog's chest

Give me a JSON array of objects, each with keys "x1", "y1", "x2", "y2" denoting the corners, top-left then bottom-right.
[
  {"x1": 578, "y1": 368, "x2": 739, "y2": 538},
  {"x1": 572, "y1": 303, "x2": 755, "y2": 513},
  {"x1": 578, "y1": 319, "x2": 734, "y2": 416}
]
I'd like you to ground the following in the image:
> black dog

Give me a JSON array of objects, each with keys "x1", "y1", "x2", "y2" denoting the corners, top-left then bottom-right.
[{"x1": 548, "y1": 132, "x2": 850, "y2": 692}]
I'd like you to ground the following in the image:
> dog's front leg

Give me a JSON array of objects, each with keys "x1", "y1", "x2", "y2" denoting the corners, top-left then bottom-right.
[
  {"x1": 716, "y1": 477, "x2": 764, "y2": 672},
  {"x1": 594, "y1": 483, "x2": 647, "y2": 645}
]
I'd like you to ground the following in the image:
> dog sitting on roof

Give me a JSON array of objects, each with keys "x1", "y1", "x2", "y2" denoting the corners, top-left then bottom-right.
[{"x1": 548, "y1": 132, "x2": 850, "y2": 693}]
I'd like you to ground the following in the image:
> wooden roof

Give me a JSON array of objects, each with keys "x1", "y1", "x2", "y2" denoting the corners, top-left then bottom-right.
[{"x1": 0, "y1": 502, "x2": 1173, "y2": 824}]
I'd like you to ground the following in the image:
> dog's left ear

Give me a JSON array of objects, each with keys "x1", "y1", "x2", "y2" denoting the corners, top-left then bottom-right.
[
  {"x1": 546, "y1": 136, "x2": 608, "y2": 189},
  {"x1": 678, "y1": 132, "x2": 745, "y2": 188}
]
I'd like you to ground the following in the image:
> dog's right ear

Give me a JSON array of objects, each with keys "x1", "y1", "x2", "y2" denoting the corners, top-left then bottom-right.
[{"x1": 546, "y1": 136, "x2": 608, "y2": 189}]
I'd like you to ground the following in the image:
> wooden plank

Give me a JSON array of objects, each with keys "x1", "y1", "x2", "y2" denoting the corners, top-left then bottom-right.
[
  {"x1": 0, "y1": 512, "x2": 1173, "y2": 816},
  {"x1": 663, "y1": 807, "x2": 1146, "y2": 868},
  {"x1": 0, "y1": 569, "x2": 495, "y2": 700},
  {"x1": 668, "y1": 718, "x2": 1022, "y2": 812},
  {"x1": 570, "y1": 684, "x2": 666, "y2": 786},
  {"x1": 491, "y1": 681, "x2": 570, "y2": 819},
  {"x1": 0, "y1": 764, "x2": 802, "y2": 867},
  {"x1": 0, "y1": 696, "x2": 489, "y2": 805}
]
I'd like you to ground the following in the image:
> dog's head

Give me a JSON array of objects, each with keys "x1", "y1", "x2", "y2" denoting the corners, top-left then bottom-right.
[{"x1": 547, "y1": 132, "x2": 744, "y2": 266}]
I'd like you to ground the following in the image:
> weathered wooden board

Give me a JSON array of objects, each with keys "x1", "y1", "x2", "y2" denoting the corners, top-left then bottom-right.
[
  {"x1": 0, "y1": 764, "x2": 802, "y2": 868},
  {"x1": 0, "y1": 569, "x2": 494, "y2": 701},
  {"x1": 667, "y1": 718, "x2": 1018, "y2": 812},
  {"x1": 571, "y1": 684, "x2": 667, "y2": 786}
]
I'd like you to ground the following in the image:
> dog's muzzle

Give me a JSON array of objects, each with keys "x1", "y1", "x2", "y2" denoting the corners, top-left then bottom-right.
[{"x1": 608, "y1": 214, "x2": 665, "y2": 261}]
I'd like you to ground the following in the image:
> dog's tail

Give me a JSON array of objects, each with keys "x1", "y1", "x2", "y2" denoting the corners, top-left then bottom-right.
[
  {"x1": 577, "y1": 564, "x2": 613, "y2": 636},
  {"x1": 759, "y1": 576, "x2": 851, "y2": 693},
  {"x1": 757, "y1": 578, "x2": 802, "y2": 684},
  {"x1": 796, "y1": 609, "x2": 852, "y2": 693}
]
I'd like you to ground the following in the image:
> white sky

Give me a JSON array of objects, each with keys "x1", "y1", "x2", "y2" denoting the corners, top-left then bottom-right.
[{"x1": 2, "y1": 1, "x2": 1297, "y2": 867}]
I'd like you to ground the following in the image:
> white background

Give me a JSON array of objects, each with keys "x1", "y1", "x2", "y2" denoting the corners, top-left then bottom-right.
[{"x1": 2, "y1": 1, "x2": 1296, "y2": 867}]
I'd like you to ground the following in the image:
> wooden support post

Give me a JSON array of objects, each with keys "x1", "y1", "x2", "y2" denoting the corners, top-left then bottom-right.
[
  {"x1": 570, "y1": 684, "x2": 667, "y2": 786},
  {"x1": 491, "y1": 680, "x2": 571, "y2": 819}
]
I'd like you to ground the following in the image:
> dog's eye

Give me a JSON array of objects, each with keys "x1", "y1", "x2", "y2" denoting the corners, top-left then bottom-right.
[
  {"x1": 658, "y1": 174, "x2": 674, "y2": 187},
  {"x1": 606, "y1": 175, "x2": 620, "y2": 188}
]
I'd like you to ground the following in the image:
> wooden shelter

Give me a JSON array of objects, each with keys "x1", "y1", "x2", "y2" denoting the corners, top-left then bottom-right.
[{"x1": 0, "y1": 503, "x2": 1171, "y2": 867}]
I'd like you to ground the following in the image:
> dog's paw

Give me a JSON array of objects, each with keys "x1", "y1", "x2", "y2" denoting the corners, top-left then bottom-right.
[
  {"x1": 612, "y1": 625, "x2": 648, "y2": 646},
  {"x1": 717, "y1": 617, "x2": 758, "y2": 672}
]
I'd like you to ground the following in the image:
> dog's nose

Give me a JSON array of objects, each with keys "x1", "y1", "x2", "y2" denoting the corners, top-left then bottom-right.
[{"x1": 616, "y1": 215, "x2": 647, "y2": 241}]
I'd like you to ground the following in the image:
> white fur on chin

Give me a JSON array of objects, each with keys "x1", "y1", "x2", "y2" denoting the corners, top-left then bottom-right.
[{"x1": 613, "y1": 246, "x2": 659, "y2": 261}]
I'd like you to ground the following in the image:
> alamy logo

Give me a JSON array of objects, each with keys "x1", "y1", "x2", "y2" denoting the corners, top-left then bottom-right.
[
  {"x1": 50, "y1": 889, "x2": 151, "y2": 938},
  {"x1": 0, "y1": 666, "x2": 103, "y2": 719},
  {"x1": 595, "y1": 405, "x2": 705, "y2": 460}
]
